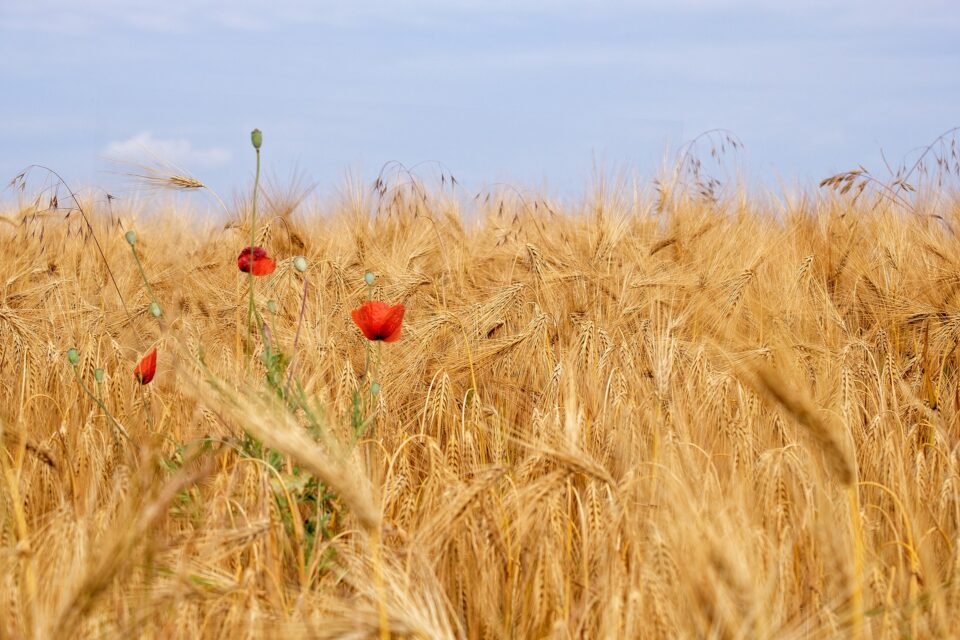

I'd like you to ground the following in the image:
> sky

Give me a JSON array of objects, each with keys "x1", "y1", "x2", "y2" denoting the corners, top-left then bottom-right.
[{"x1": 2, "y1": 0, "x2": 958, "y2": 203}]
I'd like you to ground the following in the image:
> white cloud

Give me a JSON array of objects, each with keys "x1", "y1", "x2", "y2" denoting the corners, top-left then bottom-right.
[{"x1": 103, "y1": 131, "x2": 231, "y2": 168}]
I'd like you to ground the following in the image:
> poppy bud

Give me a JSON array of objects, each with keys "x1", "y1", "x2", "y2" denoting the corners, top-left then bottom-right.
[
  {"x1": 370, "y1": 382, "x2": 381, "y2": 396},
  {"x1": 293, "y1": 256, "x2": 308, "y2": 273},
  {"x1": 251, "y1": 129, "x2": 263, "y2": 150},
  {"x1": 364, "y1": 272, "x2": 375, "y2": 285},
  {"x1": 125, "y1": 230, "x2": 137, "y2": 245},
  {"x1": 149, "y1": 302, "x2": 162, "y2": 318},
  {"x1": 67, "y1": 348, "x2": 79, "y2": 365},
  {"x1": 94, "y1": 368, "x2": 105, "y2": 383},
  {"x1": 267, "y1": 300, "x2": 277, "y2": 314}
]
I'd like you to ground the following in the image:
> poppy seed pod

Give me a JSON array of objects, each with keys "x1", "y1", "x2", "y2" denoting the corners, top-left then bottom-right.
[
  {"x1": 251, "y1": 129, "x2": 263, "y2": 150},
  {"x1": 67, "y1": 348, "x2": 79, "y2": 365},
  {"x1": 94, "y1": 368, "x2": 105, "y2": 383},
  {"x1": 364, "y1": 272, "x2": 376, "y2": 285},
  {"x1": 125, "y1": 230, "x2": 137, "y2": 245},
  {"x1": 149, "y1": 302, "x2": 162, "y2": 318},
  {"x1": 293, "y1": 256, "x2": 308, "y2": 273}
]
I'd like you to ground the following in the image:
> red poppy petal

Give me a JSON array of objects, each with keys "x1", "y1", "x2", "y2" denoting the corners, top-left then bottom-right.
[
  {"x1": 379, "y1": 304, "x2": 405, "y2": 342},
  {"x1": 251, "y1": 256, "x2": 276, "y2": 276},
  {"x1": 358, "y1": 301, "x2": 384, "y2": 334},
  {"x1": 351, "y1": 307, "x2": 378, "y2": 341},
  {"x1": 237, "y1": 251, "x2": 253, "y2": 272},
  {"x1": 134, "y1": 346, "x2": 157, "y2": 385},
  {"x1": 239, "y1": 246, "x2": 265, "y2": 259},
  {"x1": 352, "y1": 301, "x2": 405, "y2": 341},
  {"x1": 366, "y1": 300, "x2": 390, "y2": 324},
  {"x1": 238, "y1": 247, "x2": 271, "y2": 273}
]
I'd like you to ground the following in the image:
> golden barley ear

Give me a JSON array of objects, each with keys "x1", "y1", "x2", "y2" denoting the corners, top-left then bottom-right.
[{"x1": 746, "y1": 363, "x2": 855, "y2": 486}]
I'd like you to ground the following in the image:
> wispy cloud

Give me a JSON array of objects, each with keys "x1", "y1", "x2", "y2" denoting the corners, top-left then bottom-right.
[
  {"x1": 103, "y1": 132, "x2": 231, "y2": 169},
  {"x1": 4, "y1": 0, "x2": 958, "y2": 34}
]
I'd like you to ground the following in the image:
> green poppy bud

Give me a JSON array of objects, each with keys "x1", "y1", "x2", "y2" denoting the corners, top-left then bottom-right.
[
  {"x1": 251, "y1": 129, "x2": 263, "y2": 150},
  {"x1": 94, "y1": 368, "x2": 105, "y2": 383},
  {"x1": 125, "y1": 230, "x2": 137, "y2": 245},
  {"x1": 67, "y1": 348, "x2": 79, "y2": 365},
  {"x1": 370, "y1": 382, "x2": 381, "y2": 396},
  {"x1": 293, "y1": 256, "x2": 308, "y2": 273},
  {"x1": 149, "y1": 302, "x2": 162, "y2": 318},
  {"x1": 267, "y1": 300, "x2": 277, "y2": 314},
  {"x1": 364, "y1": 271, "x2": 375, "y2": 285}
]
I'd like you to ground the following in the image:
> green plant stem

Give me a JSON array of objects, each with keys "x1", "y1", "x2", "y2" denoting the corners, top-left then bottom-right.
[
  {"x1": 284, "y1": 277, "x2": 310, "y2": 397},
  {"x1": 247, "y1": 147, "x2": 261, "y2": 368},
  {"x1": 130, "y1": 245, "x2": 160, "y2": 307},
  {"x1": 140, "y1": 383, "x2": 156, "y2": 432},
  {"x1": 366, "y1": 342, "x2": 383, "y2": 430},
  {"x1": 361, "y1": 279, "x2": 374, "y2": 387},
  {"x1": 72, "y1": 367, "x2": 130, "y2": 441},
  {"x1": 363, "y1": 340, "x2": 371, "y2": 381}
]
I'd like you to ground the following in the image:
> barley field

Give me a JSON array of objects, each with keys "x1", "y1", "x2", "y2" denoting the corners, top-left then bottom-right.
[{"x1": 2, "y1": 165, "x2": 960, "y2": 638}]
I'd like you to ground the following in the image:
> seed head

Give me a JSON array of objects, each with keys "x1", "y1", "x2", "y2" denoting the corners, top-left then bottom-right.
[{"x1": 251, "y1": 129, "x2": 263, "y2": 150}]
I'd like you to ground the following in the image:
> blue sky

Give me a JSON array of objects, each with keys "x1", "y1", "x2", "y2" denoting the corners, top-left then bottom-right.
[{"x1": 2, "y1": 0, "x2": 958, "y2": 201}]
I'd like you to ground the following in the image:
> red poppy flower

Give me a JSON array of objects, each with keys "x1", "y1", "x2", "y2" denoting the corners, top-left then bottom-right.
[
  {"x1": 134, "y1": 346, "x2": 157, "y2": 385},
  {"x1": 351, "y1": 301, "x2": 405, "y2": 342},
  {"x1": 237, "y1": 246, "x2": 277, "y2": 276}
]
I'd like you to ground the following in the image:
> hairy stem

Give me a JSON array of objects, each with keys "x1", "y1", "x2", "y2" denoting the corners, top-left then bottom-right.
[
  {"x1": 73, "y1": 366, "x2": 130, "y2": 441},
  {"x1": 247, "y1": 148, "x2": 261, "y2": 368},
  {"x1": 130, "y1": 244, "x2": 159, "y2": 307},
  {"x1": 284, "y1": 277, "x2": 310, "y2": 397}
]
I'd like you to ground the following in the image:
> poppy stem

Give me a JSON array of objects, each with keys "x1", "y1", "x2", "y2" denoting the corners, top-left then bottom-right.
[
  {"x1": 139, "y1": 384, "x2": 156, "y2": 432},
  {"x1": 364, "y1": 342, "x2": 382, "y2": 428},
  {"x1": 71, "y1": 366, "x2": 130, "y2": 441},
  {"x1": 360, "y1": 273, "x2": 376, "y2": 395},
  {"x1": 129, "y1": 243, "x2": 160, "y2": 310},
  {"x1": 363, "y1": 340, "x2": 371, "y2": 379},
  {"x1": 354, "y1": 331, "x2": 373, "y2": 423},
  {"x1": 247, "y1": 145, "x2": 261, "y2": 369},
  {"x1": 284, "y1": 277, "x2": 309, "y2": 397}
]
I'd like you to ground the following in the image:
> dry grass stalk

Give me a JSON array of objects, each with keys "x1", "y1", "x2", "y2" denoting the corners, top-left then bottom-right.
[
  {"x1": 2, "y1": 183, "x2": 960, "y2": 638},
  {"x1": 748, "y1": 365, "x2": 856, "y2": 486}
]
